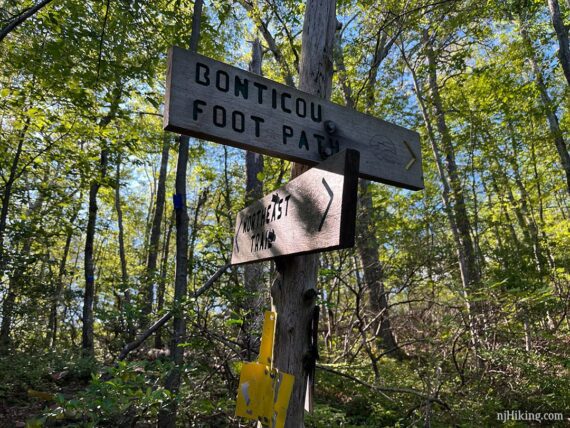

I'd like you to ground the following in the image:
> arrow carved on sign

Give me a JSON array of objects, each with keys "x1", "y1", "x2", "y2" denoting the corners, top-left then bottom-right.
[
  {"x1": 318, "y1": 178, "x2": 334, "y2": 232},
  {"x1": 403, "y1": 140, "x2": 417, "y2": 170}
]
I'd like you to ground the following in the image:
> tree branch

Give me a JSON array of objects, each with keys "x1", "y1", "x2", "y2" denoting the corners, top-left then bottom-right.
[
  {"x1": 117, "y1": 262, "x2": 230, "y2": 360},
  {"x1": 316, "y1": 364, "x2": 450, "y2": 410},
  {"x1": 0, "y1": 0, "x2": 55, "y2": 43}
]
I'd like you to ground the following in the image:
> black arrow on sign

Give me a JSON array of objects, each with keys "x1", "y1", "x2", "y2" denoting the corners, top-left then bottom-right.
[{"x1": 319, "y1": 177, "x2": 334, "y2": 232}]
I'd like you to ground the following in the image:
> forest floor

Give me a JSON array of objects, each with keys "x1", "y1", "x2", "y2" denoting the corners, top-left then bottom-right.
[{"x1": 0, "y1": 378, "x2": 88, "y2": 427}]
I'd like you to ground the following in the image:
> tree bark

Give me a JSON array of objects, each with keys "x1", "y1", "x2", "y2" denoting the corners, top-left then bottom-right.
[
  {"x1": 402, "y1": 36, "x2": 484, "y2": 361},
  {"x1": 155, "y1": 210, "x2": 174, "y2": 349},
  {"x1": 271, "y1": 0, "x2": 336, "y2": 425},
  {"x1": 519, "y1": 21, "x2": 570, "y2": 195},
  {"x1": 547, "y1": 0, "x2": 570, "y2": 86},
  {"x1": 158, "y1": 0, "x2": 202, "y2": 425},
  {"x1": 115, "y1": 157, "x2": 135, "y2": 341},
  {"x1": 47, "y1": 204, "x2": 79, "y2": 348},
  {"x1": 142, "y1": 134, "x2": 170, "y2": 326},
  {"x1": 424, "y1": 35, "x2": 484, "y2": 348},
  {"x1": 157, "y1": 136, "x2": 188, "y2": 428},
  {"x1": 356, "y1": 180, "x2": 405, "y2": 359},
  {"x1": 82, "y1": 149, "x2": 108, "y2": 356},
  {"x1": 0, "y1": 118, "x2": 29, "y2": 277},
  {"x1": 81, "y1": 85, "x2": 122, "y2": 357},
  {"x1": 341, "y1": 25, "x2": 404, "y2": 359}
]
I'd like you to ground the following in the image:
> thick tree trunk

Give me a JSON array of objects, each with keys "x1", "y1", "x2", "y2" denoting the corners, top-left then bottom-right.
[
  {"x1": 81, "y1": 85, "x2": 122, "y2": 357},
  {"x1": 271, "y1": 0, "x2": 336, "y2": 425},
  {"x1": 142, "y1": 134, "x2": 170, "y2": 326},
  {"x1": 520, "y1": 22, "x2": 570, "y2": 195},
  {"x1": 0, "y1": 284, "x2": 16, "y2": 351},
  {"x1": 547, "y1": 0, "x2": 570, "y2": 86},
  {"x1": 242, "y1": 39, "x2": 265, "y2": 359}
]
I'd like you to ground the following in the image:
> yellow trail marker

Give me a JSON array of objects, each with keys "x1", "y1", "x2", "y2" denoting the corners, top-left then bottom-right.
[
  {"x1": 259, "y1": 311, "x2": 276, "y2": 366},
  {"x1": 236, "y1": 311, "x2": 294, "y2": 427}
]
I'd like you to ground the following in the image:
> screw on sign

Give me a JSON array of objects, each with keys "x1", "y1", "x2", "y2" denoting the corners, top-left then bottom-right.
[{"x1": 235, "y1": 312, "x2": 294, "y2": 427}]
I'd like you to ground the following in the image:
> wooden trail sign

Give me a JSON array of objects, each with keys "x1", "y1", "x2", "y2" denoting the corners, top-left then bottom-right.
[
  {"x1": 230, "y1": 149, "x2": 359, "y2": 265},
  {"x1": 164, "y1": 46, "x2": 423, "y2": 190}
]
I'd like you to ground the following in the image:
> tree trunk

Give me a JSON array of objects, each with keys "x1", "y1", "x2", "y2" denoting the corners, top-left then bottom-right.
[
  {"x1": 47, "y1": 205, "x2": 79, "y2": 348},
  {"x1": 424, "y1": 35, "x2": 484, "y2": 348},
  {"x1": 115, "y1": 157, "x2": 135, "y2": 341},
  {"x1": 142, "y1": 134, "x2": 170, "y2": 326},
  {"x1": 188, "y1": 189, "x2": 207, "y2": 290},
  {"x1": 242, "y1": 38, "x2": 265, "y2": 360},
  {"x1": 547, "y1": 0, "x2": 570, "y2": 86},
  {"x1": 0, "y1": 193, "x2": 43, "y2": 350},
  {"x1": 115, "y1": 160, "x2": 128, "y2": 286},
  {"x1": 81, "y1": 85, "x2": 122, "y2": 357},
  {"x1": 155, "y1": 210, "x2": 174, "y2": 349},
  {"x1": 158, "y1": 0, "x2": 202, "y2": 424},
  {"x1": 519, "y1": 21, "x2": 570, "y2": 195},
  {"x1": 157, "y1": 135, "x2": 189, "y2": 428},
  {"x1": 82, "y1": 149, "x2": 108, "y2": 356},
  {"x1": 341, "y1": 25, "x2": 403, "y2": 359},
  {"x1": 403, "y1": 35, "x2": 484, "y2": 361},
  {"x1": 0, "y1": 118, "x2": 29, "y2": 276},
  {"x1": 238, "y1": 0, "x2": 295, "y2": 86},
  {"x1": 271, "y1": 0, "x2": 336, "y2": 425},
  {"x1": 356, "y1": 180, "x2": 405, "y2": 359}
]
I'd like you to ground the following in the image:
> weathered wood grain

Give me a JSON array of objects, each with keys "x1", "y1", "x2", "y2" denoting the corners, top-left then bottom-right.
[
  {"x1": 230, "y1": 149, "x2": 359, "y2": 265},
  {"x1": 164, "y1": 46, "x2": 423, "y2": 190}
]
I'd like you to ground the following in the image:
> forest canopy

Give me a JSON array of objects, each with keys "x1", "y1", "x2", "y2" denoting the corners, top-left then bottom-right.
[{"x1": 0, "y1": 0, "x2": 569, "y2": 426}]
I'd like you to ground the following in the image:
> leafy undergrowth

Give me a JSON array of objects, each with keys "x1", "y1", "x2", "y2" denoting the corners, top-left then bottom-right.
[
  {"x1": 0, "y1": 351, "x2": 95, "y2": 427},
  {"x1": 0, "y1": 348, "x2": 568, "y2": 427}
]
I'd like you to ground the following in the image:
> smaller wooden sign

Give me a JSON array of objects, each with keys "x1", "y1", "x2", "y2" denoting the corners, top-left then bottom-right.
[{"x1": 231, "y1": 149, "x2": 360, "y2": 265}]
